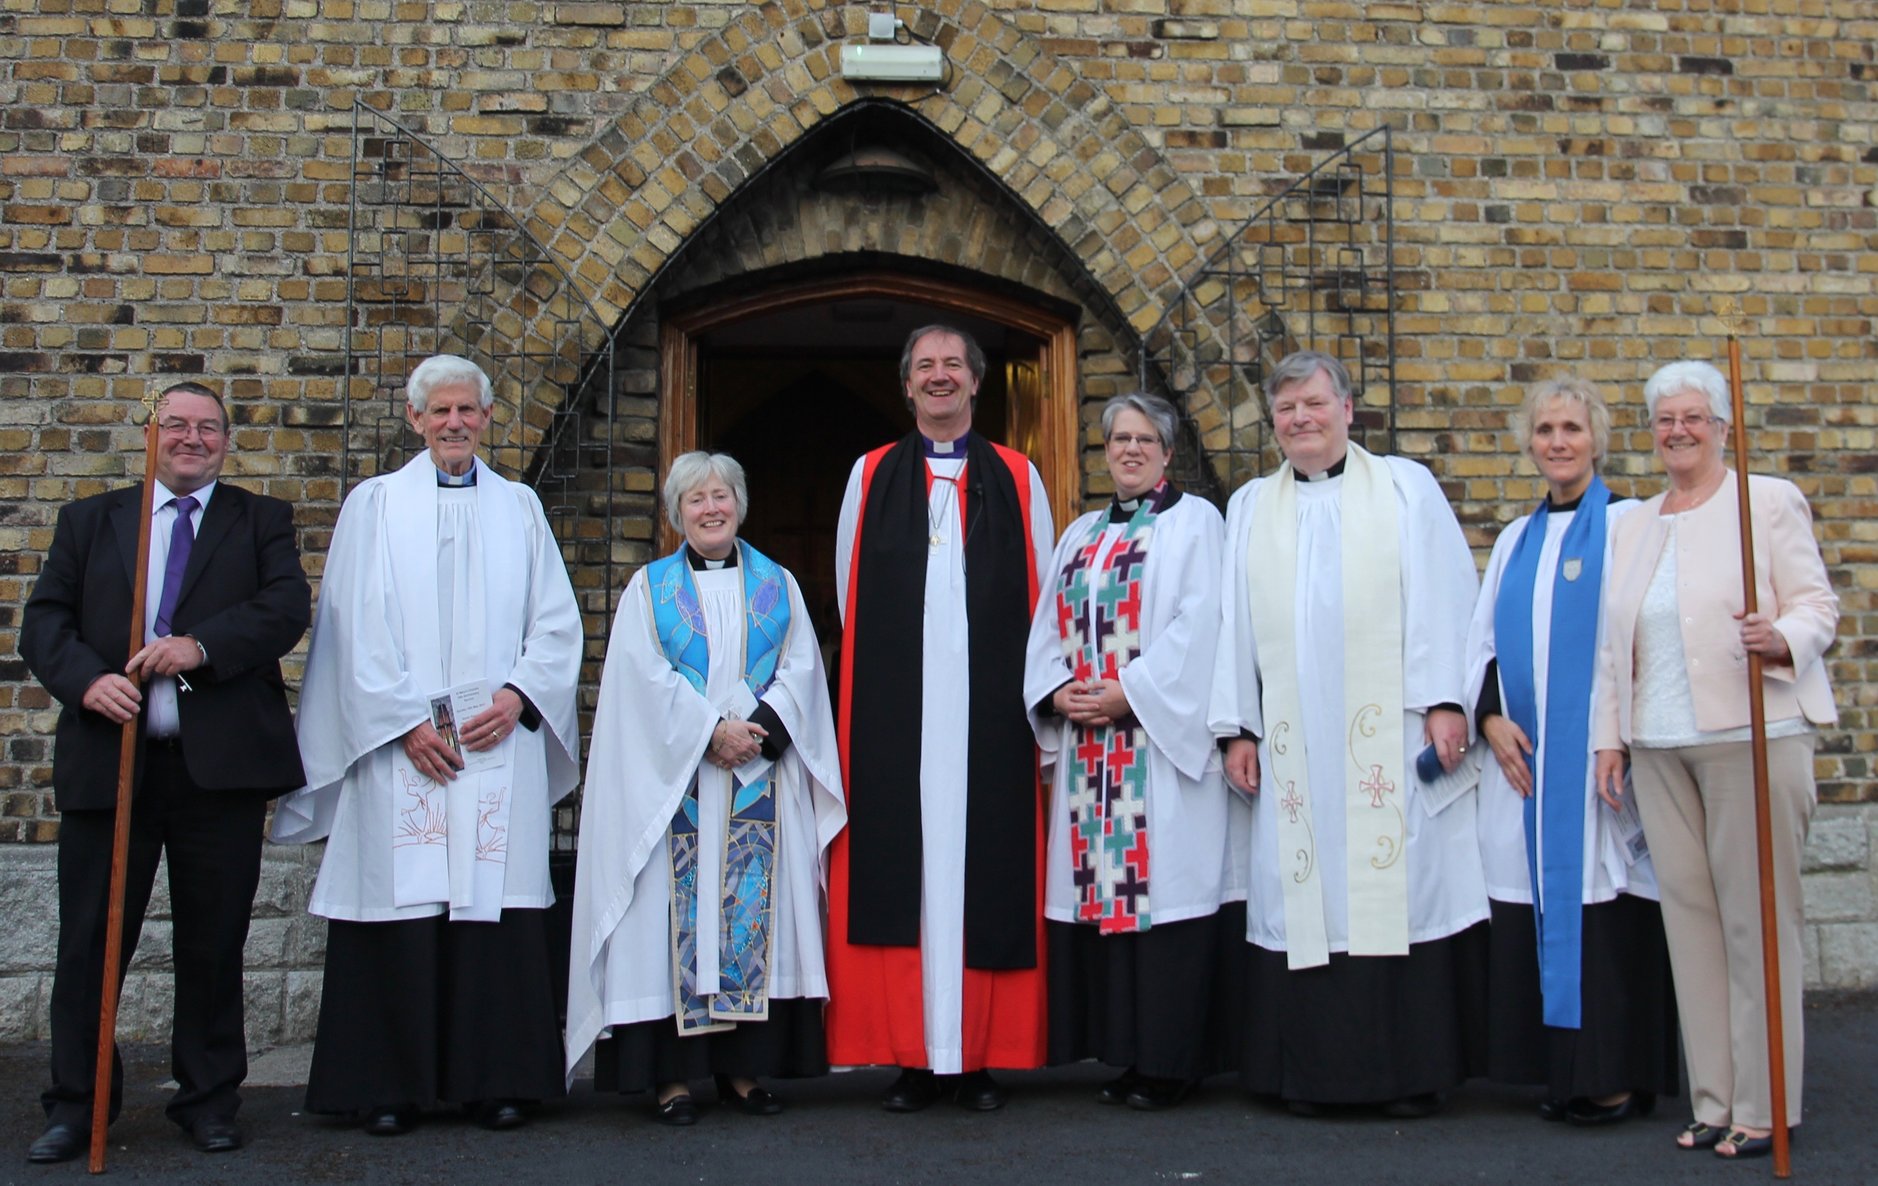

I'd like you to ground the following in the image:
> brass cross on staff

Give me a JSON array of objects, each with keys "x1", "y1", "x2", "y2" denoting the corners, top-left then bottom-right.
[{"x1": 87, "y1": 387, "x2": 165, "y2": 1174}]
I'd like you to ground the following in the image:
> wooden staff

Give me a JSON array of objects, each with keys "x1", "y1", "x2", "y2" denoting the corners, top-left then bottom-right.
[
  {"x1": 1724, "y1": 332, "x2": 1792, "y2": 1178},
  {"x1": 89, "y1": 392, "x2": 163, "y2": 1174}
]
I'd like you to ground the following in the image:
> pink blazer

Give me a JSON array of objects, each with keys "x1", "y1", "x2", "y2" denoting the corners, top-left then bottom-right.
[{"x1": 1594, "y1": 471, "x2": 1838, "y2": 751}]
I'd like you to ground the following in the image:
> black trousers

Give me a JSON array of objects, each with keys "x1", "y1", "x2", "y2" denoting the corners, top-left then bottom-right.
[{"x1": 43, "y1": 740, "x2": 268, "y2": 1130}]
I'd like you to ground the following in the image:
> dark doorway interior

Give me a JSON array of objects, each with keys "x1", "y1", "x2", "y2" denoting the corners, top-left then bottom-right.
[{"x1": 695, "y1": 300, "x2": 1037, "y2": 630}]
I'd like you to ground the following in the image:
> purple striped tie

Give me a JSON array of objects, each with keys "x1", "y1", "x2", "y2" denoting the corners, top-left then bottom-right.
[{"x1": 153, "y1": 495, "x2": 198, "y2": 637}]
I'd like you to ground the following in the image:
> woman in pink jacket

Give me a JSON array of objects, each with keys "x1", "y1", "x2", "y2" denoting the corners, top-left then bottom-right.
[{"x1": 1592, "y1": 360, "x2": 1838, "y2": 1160}]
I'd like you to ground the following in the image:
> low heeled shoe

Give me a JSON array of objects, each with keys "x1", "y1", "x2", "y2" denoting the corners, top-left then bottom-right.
[
  {"x1": 881, "y1": 1068, "x2": 941, "y2": 1113},
  {"x1": 27, "y1": 1123, "x2": 88, "y2": 1165}
]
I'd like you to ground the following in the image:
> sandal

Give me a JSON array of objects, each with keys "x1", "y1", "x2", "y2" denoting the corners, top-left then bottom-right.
[
  {"x1": 1677, "y1": 1121, "x2": 1724, "y2": 1150},
  {"x1": 1715, "y1": 1128, "x2": 1773, "y2": 1159}
]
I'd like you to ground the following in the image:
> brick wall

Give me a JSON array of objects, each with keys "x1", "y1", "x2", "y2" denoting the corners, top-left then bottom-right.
[{"x1": 1, "y1": 0, "x2": 1874, "y2": 1008}]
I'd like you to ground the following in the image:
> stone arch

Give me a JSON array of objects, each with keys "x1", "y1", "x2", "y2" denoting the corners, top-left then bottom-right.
[{"x1": 520, "y1": 0, "x2": 1226, "y2": 433}]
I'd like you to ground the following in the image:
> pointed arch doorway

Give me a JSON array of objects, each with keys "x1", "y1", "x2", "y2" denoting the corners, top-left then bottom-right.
[{"x1": 659, "y1": 270, "x2": 1081, "y2": 626}]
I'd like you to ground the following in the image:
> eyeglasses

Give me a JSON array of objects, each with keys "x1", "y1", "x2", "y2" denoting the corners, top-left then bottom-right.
[
  {"x1": 1651, "y1": 413, "x2": 1717, "y2": 433},
  {"x1": 157, "y1": 419, "x2": 226, "y2": 440},
  {"x1": 1107, "y1": 432, "x2": 1161, "y2": 449}
]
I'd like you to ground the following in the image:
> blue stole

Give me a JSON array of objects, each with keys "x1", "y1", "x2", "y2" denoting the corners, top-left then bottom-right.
[
  {"x1": 647, "y1": 540, "x2": 791, "y2": 1033},
  {"x1": 1492, "y1": 476, "x2": 1609, "y2": 1030}
]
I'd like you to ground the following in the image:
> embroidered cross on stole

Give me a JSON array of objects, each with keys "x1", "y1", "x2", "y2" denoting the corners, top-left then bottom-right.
[
  {"x1": 1054, "y1": 486, "x2": 1168, "y2": 934},
  {"x1": 648, "y1": 541, "x2": 791, "y2": 1034}
]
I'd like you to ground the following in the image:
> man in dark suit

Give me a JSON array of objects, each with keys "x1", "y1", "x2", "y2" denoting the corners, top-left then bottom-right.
[{"x1": 19, "y1": 381, "x2": 311, "y2": 1162}]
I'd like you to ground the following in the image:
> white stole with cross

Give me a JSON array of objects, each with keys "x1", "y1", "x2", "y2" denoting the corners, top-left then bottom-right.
[{"x1": 1245, "y1": 444, "x2": 1409, "y2": 968}]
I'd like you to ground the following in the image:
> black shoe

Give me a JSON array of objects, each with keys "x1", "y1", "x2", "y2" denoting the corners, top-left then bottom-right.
[
  {"x1": 1567, "y1": 1091, "x2": 1656, "y2": 1128},
  {"x1": 954, "y1": 1070, "x2": 1007, "y2": 1112},
  {"x1": 189, "y1": 1116, "x2": 242, "y2": 1153},
  {"x1": 1537, "y1": 1097, "x2": 1568, "y2": 1122},
  {"x1": 27, "y1": 1123, "x2": 87, "y2": 1164},
  {"x1": 1125, "y1": 1075, "x2": 1193, "y2": 1111},
  {"x1": 1097, "y1": 1069, "x2": 1142, "y2": 1106},
  {"x1": 881, "y1": 1068, "x2": 941, "y2": 1113},
  {"x1": 1285, "y1": 1098, "x2": 1325, "y2": 1118},
  {"x1": 1381, "y1": 1092, "x2": 1444, "y2": 1119},
  {"x1": 363, "y1": 1106, "x2": 416, "y2": 1136},
  {"x1": 654, "y1": 1094, "x2": 699, "y2": 1127},
  {"x1": 715, "y1": 1076, "x2": 784, "y2": 1116},
  {"x1": 469, "y1": 1100, "x2": 527, "y2": 1131}
]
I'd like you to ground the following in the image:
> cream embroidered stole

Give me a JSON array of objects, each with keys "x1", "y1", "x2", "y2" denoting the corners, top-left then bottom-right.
[
  {"x1": 384, "y1": 454, "x2": 525, "y2": 923},
  {"x1": 1246, "y1": 444, "x2": 1408, "y2": 968}
]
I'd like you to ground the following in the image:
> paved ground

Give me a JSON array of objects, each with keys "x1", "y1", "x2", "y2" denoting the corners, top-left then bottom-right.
[{"x1": 3, "y1": 994, "x2": 1874, "y2": 1186}]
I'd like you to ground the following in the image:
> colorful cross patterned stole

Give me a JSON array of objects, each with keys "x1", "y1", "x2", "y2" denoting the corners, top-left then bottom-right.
[
  {"x1": 1053, "y1": 480, "x2": 1177, "y2": 934},
  {"x1": 1493, "y1": 476, "x2": 1610, "y2": 1030},
  {"x1": 647, "y1": 540, "x2": 792, "y2": 1034}
]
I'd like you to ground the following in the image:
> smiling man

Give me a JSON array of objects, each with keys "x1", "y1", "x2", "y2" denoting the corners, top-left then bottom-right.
[
  {"x1": 21, "y1": 381, "x2": 311, "y2": 1161},
  {"x1": 1208, "y1": 349, "x2": 1488, "y2": 1118},
  {"x1": 273, "y1": 354, "x2": 583, "y2": 1137},
  {"x1": 826, "y1": 324, "x2": 1055, "y2": 1112}
]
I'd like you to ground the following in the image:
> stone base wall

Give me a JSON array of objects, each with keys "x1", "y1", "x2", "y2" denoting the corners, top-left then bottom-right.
[{"x1": 1, "y1": 805, "x2": 1874, "y2": 1048}]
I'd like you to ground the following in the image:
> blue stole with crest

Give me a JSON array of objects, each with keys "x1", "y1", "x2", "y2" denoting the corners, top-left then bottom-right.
[
  {"x1": 1493, "y1": 476, "x2": 1609, "y2": 1029},
  {"x1": 647, "y1": 540, "x2": 791, "y2": 1033}
]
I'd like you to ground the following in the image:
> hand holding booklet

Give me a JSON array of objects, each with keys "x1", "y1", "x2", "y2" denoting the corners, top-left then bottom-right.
[{"x1": 428, "y1": 680, "x2": 509, "y2": 775}]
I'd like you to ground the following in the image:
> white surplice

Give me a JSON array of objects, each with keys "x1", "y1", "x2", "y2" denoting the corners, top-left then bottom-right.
[
  {"x1": 273, "y1": 455, "x2": 582, "y2": 922},
  {"x1": 564, "y1": 560, "x2": 846, "y2": 1078},
  {"x1": 1209, "y1": 454, "x2": 1488, "y2": 953},
  {"x1": 1023, "y1": 493, "x2": 1235, "y2": 925},
  {"x1": 833, "y1": 448, "x2": 1054, "y2": 1075},
  {"x1": 1464, "y1": 499, "x2": 1660, "y2": 906}
]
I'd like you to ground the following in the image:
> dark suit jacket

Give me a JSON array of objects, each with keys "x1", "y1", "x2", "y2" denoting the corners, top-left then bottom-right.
[{"x1": 20, "y1": 482, "x2": 312, "y2": 810}]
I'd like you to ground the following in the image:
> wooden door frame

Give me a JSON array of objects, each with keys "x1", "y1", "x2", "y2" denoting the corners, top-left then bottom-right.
[{"x1": 658, "y1": 271, "x2": 1081, "y2": 547}]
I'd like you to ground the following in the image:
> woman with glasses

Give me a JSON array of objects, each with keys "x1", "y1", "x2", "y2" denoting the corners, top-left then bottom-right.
[
  {"x1": 1592, "y1": 361, "x2": 1839, "y2": 1159},
  {"x1": 1023, "y1": 392, "x2": 1233, "y2": 1110},
  {"x1": 1464, "y1": 378, "x2": 1678, "y2": 1128}
]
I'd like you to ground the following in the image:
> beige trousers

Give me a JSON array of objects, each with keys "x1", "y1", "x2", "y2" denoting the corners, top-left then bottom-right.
[{"x1": 1630, "y1": 735, "x2": 1814, "y2": 1130}]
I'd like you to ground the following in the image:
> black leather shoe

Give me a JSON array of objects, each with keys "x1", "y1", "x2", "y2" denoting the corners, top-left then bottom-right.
[
  {"x1": 1537, "y1": 1097, "x2": 1568, "y2": 1122},
  {"x1": 654, "y1": 1094, "x2": 699, "y2": 1127},
  {"x1": 881, "y1": 1068, "x2": 941, "y2": 1113},
  {"x1": 27, "y1": 1123, "x2": 87, "y2": 1164},
  {"x1": 1381, "y1": 1092, "x2": 1444, "y2": 1119},
  {"x1": 1285, "y1": 1098, "x2": 1325, "y2": 1118},
  {"x1": 715, "y1": 1076, "x2": 784, "y2": 1116},
  {"x1": 190, "y1": 1116, "x2": 242, "y2": 1154},
  {"x1": 469, "y1": 1100, "x2": 527, "y2": 1131},
  {"x1": 1097, "y1": 1069, "x2": 1142, "y2": 1106},
  {"x1": 1125, "y1": 1075, "x2": 1193, "y2": 1112},
  {"x1": 364, "y1": 1106, "x2": 416, "y2": 1136},
  {"x1": 953, "y1": 1069, "x2": 1007, "y2": 1112},
  {"x1": 1567, "y1": 1091, "x2": 1656, "y2": 1127}
]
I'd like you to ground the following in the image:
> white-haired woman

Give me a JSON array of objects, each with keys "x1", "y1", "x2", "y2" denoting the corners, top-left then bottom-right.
[
  {"x1": 566, "y1": 452, "x2": 846, "y2": 1126},
  {"x1": 1022, "y1": 393, "x2": 1232, "y2": 1110},
  {"x1": 1464, "y1": 378, "x2": 1678, "y2": 1127},
  {"x1": 1592, "y1": 361, "x2": 1838, "y2": 1159}
]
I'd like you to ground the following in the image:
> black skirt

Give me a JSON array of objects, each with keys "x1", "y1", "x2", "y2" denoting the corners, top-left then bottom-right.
[
  {"x1": 1484, "y1": 894, "x2": 1681, "y2": 1100},
  {"x1": 593, "y1": 997, "x2": 828, "y2": 1094},
  {"x1": 306, "y1": 910, "x2": 566, "y2": 1114},
  {"x1": 1228, "y1": 920, "x2": 1490, "y2": 1104},
  {"x1": 1046, "y1": 909, "x2": 1230, "y2": 1082}
]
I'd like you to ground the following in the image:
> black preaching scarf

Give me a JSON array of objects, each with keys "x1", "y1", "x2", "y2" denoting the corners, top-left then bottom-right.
[{"x1": 845, "y1": 431, "x2": 1038, "y2": 970}]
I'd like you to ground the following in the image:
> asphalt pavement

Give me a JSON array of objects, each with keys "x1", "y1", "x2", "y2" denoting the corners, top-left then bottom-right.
[{"x1": 3, "y1": 993, "x2": 1874, "y2": 1186}]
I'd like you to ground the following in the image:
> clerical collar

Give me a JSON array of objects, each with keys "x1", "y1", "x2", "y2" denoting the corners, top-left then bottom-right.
[
  {"x1": 1547, "y1": 491, "x2": 1585, "y2": 512},
  {"x1": 1297, "y1": 454, "x2": 1347, "y2": 482},
  {"x1": 435, "y1": 466, "x2": 477, "y2": 488},
  {"x1": 922, "y1": 431, "x2": 972, "y2": 459},
  {"x1": 1109, "y1": 479, "x2": 1174, "y2": 523},
  {"x1": 685, "y1": 544, "x2": 738, "y2": 570}
]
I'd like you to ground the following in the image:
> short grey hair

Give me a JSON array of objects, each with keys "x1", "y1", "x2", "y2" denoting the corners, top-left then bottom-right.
[
  {"x1": 1643, "y1": 360, "x2": 1731, "y2": 424},
  {"x1": 899, "y1": 324, "x2": 987, "y2": 386},
  {"x1": 1100, "y1": 392, "x2": 1179, "y2": 452},
  {"x1": 406, "y1": 354, "x2": 495, "y2": 414},
  {"x1": 1513, "y1": 376, "x2": 1612, "y2": 464},
  {"x1": 663, "y1": 451, "x2": 749, "y2": 532},
  {"x1": 1263, "y1": 349, "x2": 1354, "y2": 404}
]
